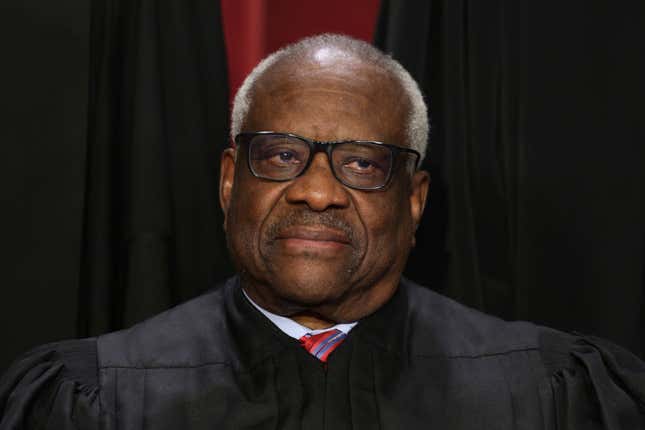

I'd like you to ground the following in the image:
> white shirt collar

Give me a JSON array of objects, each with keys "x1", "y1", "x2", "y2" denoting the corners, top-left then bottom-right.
[{"x1": 242, "y1": 289, "x2": 358, "y2": 340}]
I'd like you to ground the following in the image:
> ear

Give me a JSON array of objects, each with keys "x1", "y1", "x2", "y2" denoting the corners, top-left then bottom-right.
[
  {"x1": 409, "y1": 170, "x2": 430, "y2": 246},
  {"x1": 219, "y1": 147, "x2": 237, "y2": 231}
]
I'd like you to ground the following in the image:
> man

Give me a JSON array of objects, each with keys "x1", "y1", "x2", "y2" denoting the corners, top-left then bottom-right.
[{"x1": 1, "y1": 34, "x2": 643, "y2": 429}]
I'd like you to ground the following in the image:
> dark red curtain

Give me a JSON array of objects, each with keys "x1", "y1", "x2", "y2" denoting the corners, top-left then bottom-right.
[{"x1": 221, "y1": 0, "x2": 380, "y2": 100}]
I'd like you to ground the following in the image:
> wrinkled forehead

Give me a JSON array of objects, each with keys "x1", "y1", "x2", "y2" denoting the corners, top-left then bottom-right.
[{"x1": 244, "y1": 55, "x2": 410, "y2": 145}]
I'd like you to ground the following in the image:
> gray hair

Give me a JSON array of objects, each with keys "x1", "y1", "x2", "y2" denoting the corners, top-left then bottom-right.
[{"x1": 230, "y1": 34, "x2": 429, "y2": 164}]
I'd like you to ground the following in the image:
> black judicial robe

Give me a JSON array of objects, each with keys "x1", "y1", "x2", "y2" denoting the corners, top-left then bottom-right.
[{"x1": 1, "y1": 277, "x2": 644, "y2": 429}]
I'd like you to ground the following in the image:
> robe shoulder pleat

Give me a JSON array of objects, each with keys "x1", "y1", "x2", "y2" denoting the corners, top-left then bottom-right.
[{"x1": 0, "y1": 338, "x2": 99, "y2": 429}]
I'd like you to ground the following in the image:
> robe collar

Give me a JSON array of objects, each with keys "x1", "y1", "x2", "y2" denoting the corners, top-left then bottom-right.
[{"x1": 225, "y1": 276, "x2": 410, "y2": 368}]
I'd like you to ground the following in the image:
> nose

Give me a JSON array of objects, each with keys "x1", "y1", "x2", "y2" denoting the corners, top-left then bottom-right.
[{"x1": 284, "y1": 153, "x2": 351, "y2": 211}]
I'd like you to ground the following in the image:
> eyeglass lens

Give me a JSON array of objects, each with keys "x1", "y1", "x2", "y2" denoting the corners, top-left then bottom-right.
[{"x1": 248, "y1": 134, "x2": 393, "y2": 189}]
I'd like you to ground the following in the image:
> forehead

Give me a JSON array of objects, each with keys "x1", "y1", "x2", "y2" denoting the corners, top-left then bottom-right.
[{"x1": 243, "y1": 57, "x2": 409, "y2": 146}]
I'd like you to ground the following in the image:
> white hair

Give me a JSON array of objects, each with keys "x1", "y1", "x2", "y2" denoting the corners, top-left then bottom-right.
[{"x1": 231, "y1": 34, "x2": 429, "y2": 164}]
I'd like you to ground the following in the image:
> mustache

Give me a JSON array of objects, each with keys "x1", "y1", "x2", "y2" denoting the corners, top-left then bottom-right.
[{"x1": 266, "y1": 209, "x2": 357, "y2": 245}]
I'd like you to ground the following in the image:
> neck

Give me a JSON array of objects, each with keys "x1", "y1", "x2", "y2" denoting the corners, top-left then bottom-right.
[
  {"x1": 290, "y1": 312, "x2": 336, "y2": 330},
  {"x1": 243, "y1": 284, "x2": 339, "y2": 329},
  {"x1": 240, "y1": 270, "x2": 402, "y2": 327}
]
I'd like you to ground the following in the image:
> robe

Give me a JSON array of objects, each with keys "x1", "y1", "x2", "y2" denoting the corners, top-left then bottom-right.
[{"x1": 1, "y1": 277, "x2": 644, "y2": 429}]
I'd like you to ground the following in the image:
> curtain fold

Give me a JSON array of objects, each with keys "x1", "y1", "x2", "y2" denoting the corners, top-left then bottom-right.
[
  {"x1": 78, "y1": 0, "x2": 231, "y2": 336},
  {"x1": 1, "y1": 0, "x2": 91, "y2": 372},
  {"x1": 376, "y1": 0, "x2": 645, "y2": 357}
]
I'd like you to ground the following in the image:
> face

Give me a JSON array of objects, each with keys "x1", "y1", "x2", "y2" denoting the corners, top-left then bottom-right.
[{"x1": 220, "y1": 55, "x2": 429, "y2": 323}]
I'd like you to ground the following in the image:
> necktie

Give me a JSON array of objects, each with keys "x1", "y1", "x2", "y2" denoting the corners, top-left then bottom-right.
[{"x1": 299, "y1": 329, "x2": 347, "y2": 363}]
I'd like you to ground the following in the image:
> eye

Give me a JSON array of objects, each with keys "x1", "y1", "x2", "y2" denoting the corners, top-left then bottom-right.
[
  {"x1": 343, "y1": 158, "x2": 379, "y2": 174},
  {"x1": 265, "y1": 148, "x2": 302, "y2": 166},
  {"x1": 278, "y1": 151, "x2": 295, "y2": 162}
]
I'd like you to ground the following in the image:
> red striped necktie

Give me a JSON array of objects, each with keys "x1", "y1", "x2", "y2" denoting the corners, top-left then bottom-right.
[{"x1": 299, "y1": 329, "x2": 347, "y2": 363}]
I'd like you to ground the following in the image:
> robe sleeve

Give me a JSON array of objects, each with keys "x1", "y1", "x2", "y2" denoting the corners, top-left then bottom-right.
[
  {"x1": 0, "y1": 339, "x2": 100, "y2": 430},
  {"x1": 545, "y1": 334, "x2": 645, "y2": 429}
]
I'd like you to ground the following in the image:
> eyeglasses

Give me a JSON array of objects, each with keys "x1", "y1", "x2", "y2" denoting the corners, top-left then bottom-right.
[{"x1": 235, "y1": 131, "x2": 421, "y2": 191}]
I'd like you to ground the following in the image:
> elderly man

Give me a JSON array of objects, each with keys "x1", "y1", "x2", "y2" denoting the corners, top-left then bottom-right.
[{"x1": 1, "y1": 34, "x2": 644, "y2": 430}]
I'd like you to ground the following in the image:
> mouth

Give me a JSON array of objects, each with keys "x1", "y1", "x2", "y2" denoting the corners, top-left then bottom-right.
[{"x1": 274, "y1": 226, "x2": 352, "y2": 251}]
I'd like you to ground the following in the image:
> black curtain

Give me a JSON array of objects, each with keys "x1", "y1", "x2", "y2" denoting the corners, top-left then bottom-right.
[
  {"x1": 0, "y1": 0, "x2": 231, "y2": 371},
  {"x1": 2, "y1": 0, "x2": 644, "y2": 373},
  {"x1": 376, "y1": 0, "x2": 645, "y2": 357},
  {"x1": 1, "y1": 0, "x2": 91, "y2": 372}
]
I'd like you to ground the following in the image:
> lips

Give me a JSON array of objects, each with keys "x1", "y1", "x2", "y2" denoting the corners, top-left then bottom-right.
[{"x1": 274, "y1": 226, "x2": 352, "y2": 246}]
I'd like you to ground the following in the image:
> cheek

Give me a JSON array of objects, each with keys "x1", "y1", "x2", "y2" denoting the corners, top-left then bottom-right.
[
  {"x1": 360, "y1": 187, "x2": 413, "y2": 249},
  {"x1": 227, "y1": 177, "x2": 284, "y2": 258}
]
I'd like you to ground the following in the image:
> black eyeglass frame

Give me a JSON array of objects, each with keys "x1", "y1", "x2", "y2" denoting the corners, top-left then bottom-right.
[{"x1": 235, "y1": 131, "x2": 421, "y2": 191}]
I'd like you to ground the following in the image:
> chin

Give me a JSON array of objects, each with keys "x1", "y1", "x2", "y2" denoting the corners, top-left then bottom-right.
[{"x1": 269, "y1": 272, "x2": 351, "y2": 307}]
